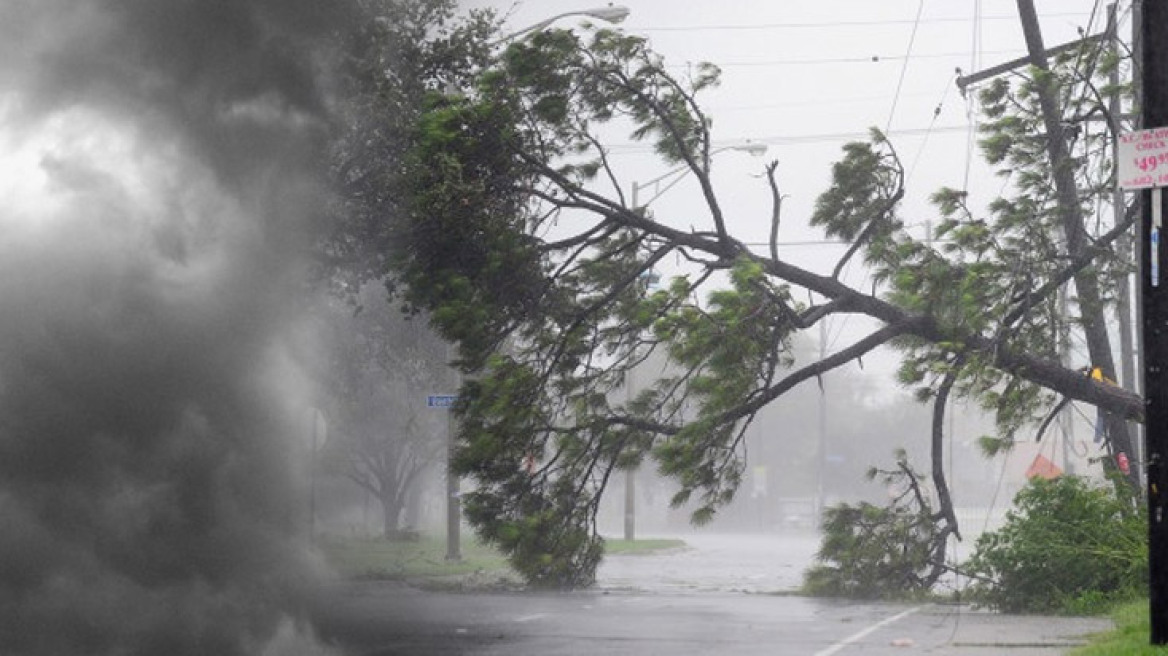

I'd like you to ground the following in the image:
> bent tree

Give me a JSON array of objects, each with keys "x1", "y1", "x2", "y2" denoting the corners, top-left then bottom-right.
[{"x1": 349, "y1": 22, "x2": 1140, "y2": 586}]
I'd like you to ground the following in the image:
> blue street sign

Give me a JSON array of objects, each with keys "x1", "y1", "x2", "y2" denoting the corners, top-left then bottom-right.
[{"x1": 427, "y1": 394, "x2": 458, "y2": 408}]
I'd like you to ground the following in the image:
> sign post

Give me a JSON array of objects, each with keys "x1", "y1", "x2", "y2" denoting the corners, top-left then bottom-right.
[
  {"x1": 1131, "y1": 25, "x2": 1168, "y2": 640},
  {"x1": 428, "y1": 393, "x2": 461, "y2": 561},
  {"x1": 1121, "y1": 126, "x2": 1168, "y2": 643}
]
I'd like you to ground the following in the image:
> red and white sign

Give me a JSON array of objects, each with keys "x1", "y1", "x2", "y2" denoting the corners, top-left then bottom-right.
[{"x1": 1118, "y1": 127, "x2": 1168, "y2": 190}]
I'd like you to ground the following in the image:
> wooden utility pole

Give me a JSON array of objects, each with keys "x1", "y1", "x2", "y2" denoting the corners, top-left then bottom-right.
[
  {"x1": 1111, "y1": 2, "x2": 1141, "y2": 485},
  {"x1": 1141, "y1": 0, "x2": 1168, "y2": 643},
  {"x1": 1015, "y1": 0, "x2": 1138, "y2": 489}
]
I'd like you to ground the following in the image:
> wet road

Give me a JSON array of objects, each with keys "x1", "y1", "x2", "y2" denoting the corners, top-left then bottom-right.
[
  {"x1": 312, "y1": 532, "x2": 1112, "y2": 655},
  {"x1": 597, "y1": 532, "x2": 818, "y2": 594},
  {"x1": 312, "y1": 584, "x2": 1110, "y2": 655}
]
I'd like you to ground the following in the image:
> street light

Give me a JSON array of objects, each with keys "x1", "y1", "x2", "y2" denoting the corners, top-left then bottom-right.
[
  {"x1": 623, "y1": 141, "x2": 768, "y2": 542},
  {"x1": 494, "y1": 6, "x2": 631, "y2": 44},
  {"x1": 631, "y1": 143, "x2": 769, "y2": 210}
]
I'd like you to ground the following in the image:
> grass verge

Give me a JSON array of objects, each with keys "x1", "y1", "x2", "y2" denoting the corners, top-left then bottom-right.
[
  {"x1": 319, "y1": 534, "x2": 688, "y2": 583},
  {"x1": 319, "y1": 534, "x2": 511, "y2": 580},
  {"x1": 603, "y1": 537, "x2": 687, "y2": 555},
  {"x1": 1071, "y1": 600, "x2": 1159, "y2": 655}
]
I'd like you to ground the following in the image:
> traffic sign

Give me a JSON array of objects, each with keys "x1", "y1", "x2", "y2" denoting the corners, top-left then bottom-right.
[{"x1": 427, "y1": 394, "x2": 458, "y2": 408}]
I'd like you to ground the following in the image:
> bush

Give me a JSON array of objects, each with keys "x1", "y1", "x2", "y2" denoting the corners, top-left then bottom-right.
[{"x1": 963, "y1": 475, "x2": 1146, "y2": 614}]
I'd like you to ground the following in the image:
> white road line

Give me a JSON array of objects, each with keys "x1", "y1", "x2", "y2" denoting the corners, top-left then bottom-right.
[
  {"x1": 513, "y1": 613, "x2": 548, "y2": 623},
  {"x1": 812, "y1": 606, "x2": 923, "y2": 656}
]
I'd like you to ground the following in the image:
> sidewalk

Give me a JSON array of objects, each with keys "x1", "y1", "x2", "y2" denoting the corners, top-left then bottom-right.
[{"x1": 905, "y1": 605, "x2": 1113, "y2": 655}]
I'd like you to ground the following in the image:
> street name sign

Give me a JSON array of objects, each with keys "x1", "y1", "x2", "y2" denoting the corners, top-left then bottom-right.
[{"x1": 427, "y1": 394, "x2": 458, "y2": 408}]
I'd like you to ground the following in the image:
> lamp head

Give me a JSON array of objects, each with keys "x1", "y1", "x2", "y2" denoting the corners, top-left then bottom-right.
[
  {"x1": 739, "y1": 142, "x2": 768, "y2": 157},
  {"x1": 587, "y1": 6, "x2": 631, "y2": 24}
]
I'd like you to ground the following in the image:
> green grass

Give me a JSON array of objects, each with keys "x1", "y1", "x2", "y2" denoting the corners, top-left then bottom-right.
[
  {"x1": 318, "y1": 534, "x2": 687, "y2": 581},
  {"x1": 319, "y1": 534, "x2": 512, "y2": 580},
  {"x1": 1071, "y1": 600, "x2": 1168, "y2": 655},
  {"x1": 603, "y1": 537, "x2": 687, "y2": 555}
]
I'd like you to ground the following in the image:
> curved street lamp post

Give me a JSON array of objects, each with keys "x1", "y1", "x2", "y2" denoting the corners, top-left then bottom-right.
[{"x1": 494, "y1": 6, "x2": 631, "y2": 44}]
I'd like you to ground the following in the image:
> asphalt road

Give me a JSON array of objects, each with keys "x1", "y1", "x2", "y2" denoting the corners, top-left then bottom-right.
[
  {"x1": 310, "y1": 582, "x2": 1111, "y2": 655},
  {"x1": 310, "y1": 532, "x2": 1111, "y2": 655}
]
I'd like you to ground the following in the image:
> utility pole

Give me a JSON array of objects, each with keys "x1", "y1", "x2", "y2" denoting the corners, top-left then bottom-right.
[
  {"x1": 624, "y1": 182, "x2": 640, "y2": 543},
  {"x1": 1141, "y1": 0, "x2": 1168, "y2": 643},
  {"x1": 962, "y1": 7, "x2": 1135, "y2": 482},
  {"x1": 1014, "y1": 0, "x2": 1138, "y2": 489},
  {"x1": 624, "y1": 355, "x2": 636, "y2": 542},
  {"x1": 1111, "y1": 2, "x2": 1141, "y2": 485}
]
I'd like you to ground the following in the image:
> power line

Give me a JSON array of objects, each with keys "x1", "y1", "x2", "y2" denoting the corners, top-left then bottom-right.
[
  {"x1": 886, "y1": 0, "x2": 927, "y2": 133},
  {"x1": 962, "y1": 0, "x2": 983, "y2": 193},
  {"x1": 634, "y1": 13, "x2": 1091, "y2": 33},
  {"x1": 906, "y1": 71, "x2": 959, "y2": 185},
  {"x1": 602, "y1": 125, "x2": 972, "y2": 155},
  {"x1": 706, "y1": 91, "x2": 937, "y2": 114},
  {"x1": 664, "y1": 48, "x2": 1023, "y2": 69}
]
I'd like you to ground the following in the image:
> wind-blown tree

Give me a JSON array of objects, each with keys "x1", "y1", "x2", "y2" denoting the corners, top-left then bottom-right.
[
  {"x1": 323, "y1": 0, "x2": 498, "y2": 297},
  {"x1": 335, "y1": 18, "x2": 1140, "y2": 586}
]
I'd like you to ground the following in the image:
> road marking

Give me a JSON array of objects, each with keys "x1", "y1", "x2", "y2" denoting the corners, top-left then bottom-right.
[
  {"x1": 812, "y1": 606, "x2": 923, "y2": 656},
  {"x1": 513, "y1": 614, "x2": 548, "y2": 623}
]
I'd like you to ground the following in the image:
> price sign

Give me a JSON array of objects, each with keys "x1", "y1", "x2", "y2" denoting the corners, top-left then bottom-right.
[
  {"x1": 1122, "y1": 128, "x2": 1168, "y2": 287},
  {"x1": 1118, "y1": 128, "x2": 1168, "y2": 190}
]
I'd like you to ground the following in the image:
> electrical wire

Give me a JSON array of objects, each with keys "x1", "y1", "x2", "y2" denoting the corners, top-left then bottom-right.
[
  {"x1": 906, "y1": 71, "x2": 959, "y2": 185},
  {"x1": 661, "y1": 48, "x2": 1023, "y2": 69},
  {"x1": 983, "y1": 448, "x2": 1012, "y2": 537},
  {"x1": 885, "y1": 0, "x2": 927, "y2": 135},
  {"x1": 600, "y1": 125, "x2": 972, "y2": 155},
  {"x1": 634, "y1": 13, "x2": 1092, "y2": 33},
  {"x1": 822, "y1": 0, "x2": 923, "y2": 353},
  {"x1": 706, "y1": 91, "x2": 936, "y2": 114},
  {"x1": 962, "y1": 0, "x2": 983, "y2": 194}
]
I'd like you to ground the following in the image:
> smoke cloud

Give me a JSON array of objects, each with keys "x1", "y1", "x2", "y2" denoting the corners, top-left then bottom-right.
[{"x1": 0, "y1": 0, "x2": 352, "y2": 653}]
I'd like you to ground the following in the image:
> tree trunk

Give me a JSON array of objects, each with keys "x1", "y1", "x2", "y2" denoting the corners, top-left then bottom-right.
[
  {"x1": 924, "y1": 361, "x2": 962, "y2": 587},
  {"x1": 403, "y1": 479, "x2": 423, "y2": 529},
  {"x1": 380, "y1": 490, "x2": 403, "y2": 538}
]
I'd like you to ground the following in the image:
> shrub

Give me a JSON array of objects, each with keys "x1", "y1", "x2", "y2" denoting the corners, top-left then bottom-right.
[{"x1": 963, "y1": 475, "x2": 1146, "y2": 614}]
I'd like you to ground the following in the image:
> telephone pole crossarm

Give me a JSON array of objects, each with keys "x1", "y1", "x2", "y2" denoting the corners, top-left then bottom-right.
[{"x1": 957, "y1": 31, "x2": 1108, "y2": 91}]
